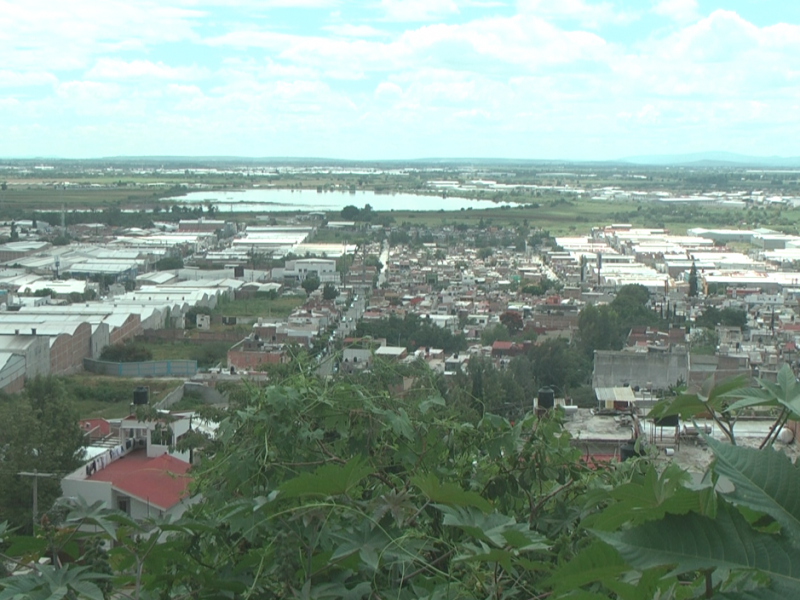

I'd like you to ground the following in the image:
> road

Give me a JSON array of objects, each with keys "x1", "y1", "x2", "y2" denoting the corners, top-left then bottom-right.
[
  {"x1": 318, "y1": 242, "x2": 385, "y2": 377},
  {"x1": 377, "y1": 240, "x2": 390, "y2": 288}
]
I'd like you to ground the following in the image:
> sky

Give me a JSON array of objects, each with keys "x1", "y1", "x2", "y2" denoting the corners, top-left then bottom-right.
[{"x1": 1, "y1": 0, "x2": 799, "y2": 161}]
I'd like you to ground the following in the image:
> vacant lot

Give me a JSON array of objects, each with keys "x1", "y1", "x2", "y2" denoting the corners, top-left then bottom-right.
[
  {"x1": 61, "y1": 375, "x2": 182, "y2": 419},
  {"x1": 212, "y1": 295, "x2": 305, "y2": 318}
]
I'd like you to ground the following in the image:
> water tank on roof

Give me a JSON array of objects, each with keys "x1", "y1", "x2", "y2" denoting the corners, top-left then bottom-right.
[
  {"x1": 133, "y1": 387, "x2": 149, "y2": 406},
  {"x1": 538, "y1": 387, "x2": 555, "y2": 409},
  {"x1": 620, "y1": 441, "x2": 644, "y2": 462}
]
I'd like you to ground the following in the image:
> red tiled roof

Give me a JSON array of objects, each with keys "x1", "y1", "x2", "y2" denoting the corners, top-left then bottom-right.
[
  {"x1": 88, "y1": 450, "x2": 191, "y2": 510},
  {"x1": 492, "y1": 341, "x2": 514, "y2": 351}
]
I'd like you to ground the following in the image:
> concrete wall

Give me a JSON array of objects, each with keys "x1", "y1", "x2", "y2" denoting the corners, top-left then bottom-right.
[
  {"x1": 90, "y1": 323, "x2": 110, "y2": 359},
  {"x1": 50, "y1": 322, "x2": 93, "y2": 375},
  {"x1": 84, "y1": 358, "x2": 197, "y2": 377},
  {"x1": 23, "y1": 335, "x2": 51, "y2": 379},
  {"x1": 62, "y1": 478, "x2": 113, "y2": 508},
  {"x1": 593, "y1": 350, "x2": 689, "y2": 390},
  {"x1": 155, "y1": 382, "x2": 226, "y2": 410},
  {"x1": 0, "y1": 354, "x2": 26, "y2": 393},
  {"x1": 109, "y1": 314, "x2": 142, "y2": 346}
]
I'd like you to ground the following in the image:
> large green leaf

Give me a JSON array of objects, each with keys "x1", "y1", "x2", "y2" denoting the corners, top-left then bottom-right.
[
  {"x1": 725, "y1": 365, "x2": 800, "y2": 417},
  {"x1": 705, "y1": 375, "x2": 749, "y2": 410},
  {"x1": 714, "y1": 590, "x2": 786, "y2": 600},
  {"x1": 437, "y1": 505, "x2": 547, "y2": 550},
  {"x1": 412, "y1": 473, "x2": 492, "y2": 512},
  {"x1": 279, "y1": 456, "x2": 373, "y2": 499},
  {"x1": 595, "y1": 503, "x2": 800, "y2": 593},
  {"x1": 708, "y1": 438, "x2": 800, "y2": 544},
  {"x1": 590, "y1": 464, "x2": 707, "y2": 531},
  {"x1": 648, "y1": 394, "x2": 709, "y2": 420},
  {"x1": 545, "y1": 540, "x2": 627, "y2": 593}
]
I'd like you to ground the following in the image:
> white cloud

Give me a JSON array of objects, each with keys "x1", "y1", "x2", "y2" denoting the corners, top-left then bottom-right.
[
  {"x1": 518, "y1": 0, "x2": 636, "y2": 28},
  {"x1": 0, "y1": 0, "x2": 201, "y2": 71},
  {"x1": 380, "y1": 0, "x2": 459, "y2": 22},
  {"x1": 0, "y1": 70, "x2": 58, "y2": 88},
  {"x1": 176, "y1": 0, "x2": 338, "y2": 6},
  {"x1": 3, "y1": 0, "x2": 800, "y2": 159},
  {"x1": 86, "y1": 59, "x2": 207, "y2": 81},
  {"x1": 653, "y1": 0, "x2": 699, "y2": 24},
  {"x1": 374, "y1": 81, "x2": 403, "y2": 100},
  {"x1": 322, "y1": 24, "x2": 391, "y2": 38}
]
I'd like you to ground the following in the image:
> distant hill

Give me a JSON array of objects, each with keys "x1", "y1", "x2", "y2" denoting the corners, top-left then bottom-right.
[{"x1": 621, "y1": 152, "x2": 800, "y2": 168}]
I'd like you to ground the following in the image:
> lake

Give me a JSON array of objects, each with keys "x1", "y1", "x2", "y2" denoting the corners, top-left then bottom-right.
[{"x1": 164, "y1": 188, "x2": 517, "y2": 213}]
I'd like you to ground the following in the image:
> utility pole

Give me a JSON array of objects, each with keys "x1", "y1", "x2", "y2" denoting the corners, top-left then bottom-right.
[{"x1": 18, "y1": 470, "x2": 57, "y2": 529}]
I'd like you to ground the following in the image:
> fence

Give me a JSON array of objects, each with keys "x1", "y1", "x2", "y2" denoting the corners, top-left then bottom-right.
[{"x1": 84, "y1": 358, "x2": 198, "y2": 378}]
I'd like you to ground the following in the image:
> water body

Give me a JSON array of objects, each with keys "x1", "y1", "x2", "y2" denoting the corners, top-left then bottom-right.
[{"x1": 164, "y1": 189, "x2": 517, "y2": 213}]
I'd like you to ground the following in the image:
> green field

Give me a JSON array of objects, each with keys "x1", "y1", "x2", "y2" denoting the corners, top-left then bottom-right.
[
  {"x1": 212, "y1": 295, "x2": 305, "y2": 318},
  {"x1": 62, "y1": 375, "x2": 183, "y2": 419},
  {"x1": 2, "y1": 176, "x2": 797, "y2": 236},
  {"x1": 0, "y1": 186, "x2": 174, "y2": 210}
]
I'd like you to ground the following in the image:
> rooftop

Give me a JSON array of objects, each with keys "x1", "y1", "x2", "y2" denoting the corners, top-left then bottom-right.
[{"x1": 86, "y1": 450, "x2": 191, "y2": 510}]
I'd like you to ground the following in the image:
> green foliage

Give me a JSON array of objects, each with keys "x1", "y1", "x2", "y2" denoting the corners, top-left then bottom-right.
[
  {"x1": 154, "y1": 255, "x2": 184, "y2": 270},
  {"x1": 99, "y1": 343, "x2": 153, "y2": 363},
  {"x1": 696, "y1": 306, "x2": 748, "y2": 330},
  {"x1": 323, "y1": 282, "x2": 339, "y2": 300},
  {"x1": 521, "y1": 276, "x2": 561, "y2": 296},
  {"x1": 649, "y1": 374, "x2": 748, "y2": 444},
  {"x1": 577, "y1": 303, "x2": 622, "y2": 357},
  {"x1": 302, "y1": 274, "x2": 321, "y2": 295},
  {"x1": 499, "y1": 310, "x2": 523, "y2": 334},
  {"x1": 528, "y1": 338, "x2": 588, "y2": 393},
  {"x1": 356, "y1": 313, "x2": 467, "y2": 354},
  {"x1": 0, "y1": 377, "x2": 85, "y2": 533},
  {"x1": 8, "y1": 363, "x2": 800, "y2": 599},
  {"x1": 689, "y1": 261, "x2": 698, "y2": 297},
  {"x1": 610, "y1": 284, "x2": 660, "y2": 332},
  {"x1": 549, "y1": 411, "x2": 800, "y2": 599},
  {"x1": 480, "y1": 323, "x2": 510, "y2": 345}
]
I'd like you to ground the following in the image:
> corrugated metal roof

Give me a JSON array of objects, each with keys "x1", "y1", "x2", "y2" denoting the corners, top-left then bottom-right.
[{"x1": 594, "y1": 387, "x2": 636, "y2": 403}]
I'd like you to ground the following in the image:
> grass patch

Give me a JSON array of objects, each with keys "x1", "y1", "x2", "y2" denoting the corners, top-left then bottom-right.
[
  {"x1": 212, "y1": 296, "x2": 305, "y2": 318},
  {"x1": 133, "y1": 340, "x2": 231, "y2": 368},
  {"x1": 61, "y1": 375, "x2": 183, "y2": 419}
]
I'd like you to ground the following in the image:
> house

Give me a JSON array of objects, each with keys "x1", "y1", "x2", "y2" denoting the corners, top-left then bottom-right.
[
  {"x1": 374, "y1": 346, "x2": 407, "y2": 361},
  {"x1": 227, "y1": 337, "x2": 287, "y2": 371},
  {"x1": 63, "y1": 450, "x2": 192, "y2": 520},
  {"x1": 62, "y1": 412, "x2": 199, "y2": 520}
]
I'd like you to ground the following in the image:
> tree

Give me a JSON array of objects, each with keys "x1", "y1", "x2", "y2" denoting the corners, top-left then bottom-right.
[
  {"x1": 481, "y1": 323, "x2": 511, "y2": 346},
  {"x1": 610, "y1": 284, "x2": 659, "y2": 333},
  {"x1": 499, "y1": 310, "x2": 524, "y2": 335},
  {"x1": 529, "y1": 338, "x2": 587, "y2": 393},
  {"x1": 155, "y1": 256, "x2": 184, "y2": 271},
  {"x1": 301, "y1": 274, "x2": 321, "y2": 295},
  {"x1": 356, "y1": 313, "x2": 467, "y2": 354},
  {"x1": 340, "y1": 205, "x2": 360, "y2": 220},
  {"x1": 0, "y1": 377, "x2": 85, "y2": 532},
  {"x1": 688, "y1": 261, "x2": 698, "y2": 296},
  {"x1": 4, "y1": 367, "x2": 800, "y2": 598},
  {"x1": 696, "y1": 306, "x2": 748, "y2": 330},
  {"x1": 322, "y1": 282, "x2": 339, "y2": 301},
  {"x1": 577, "y1": 303, "x2": 622, "y2": 357}
]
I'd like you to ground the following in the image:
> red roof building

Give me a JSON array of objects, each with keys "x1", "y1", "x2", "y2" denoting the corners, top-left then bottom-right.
[{"x1": 86, "y1": 451, "x2": 191, "y2": 512}]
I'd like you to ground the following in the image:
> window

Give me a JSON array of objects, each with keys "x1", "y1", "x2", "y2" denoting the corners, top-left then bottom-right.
[{"x1": 117, "y1": 497, "x2": 130, "y2": 515}]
